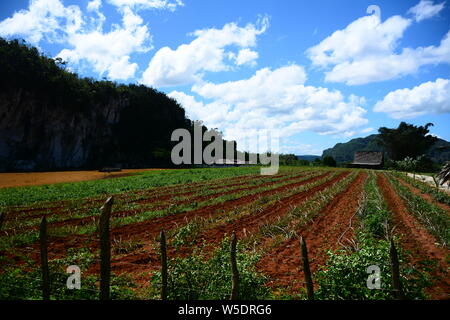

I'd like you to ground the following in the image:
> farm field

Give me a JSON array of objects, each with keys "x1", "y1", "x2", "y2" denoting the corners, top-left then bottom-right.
[
  {"x1": 0, "y1": 166, "x2": 449, "y2": 300},
  {"x1": 0, "y1": 168, "x2": 166, "y2": 189}
]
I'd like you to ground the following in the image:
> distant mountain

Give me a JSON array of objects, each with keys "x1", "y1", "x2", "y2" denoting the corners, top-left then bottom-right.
[
  {"x1": 296, "y1": 155, "x2": 321, "y2": 161},
  {"x1": 322, "y1": 134, "x2": 450, "y2": 164}
]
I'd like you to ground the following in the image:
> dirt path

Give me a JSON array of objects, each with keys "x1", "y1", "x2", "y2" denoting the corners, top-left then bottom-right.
[
  {"x1": 0, "y1": 169, "x2": 165, "y2": 188},
  {"x1": 257, "y1": 172, "x2": 367, "y2": 293},
  {"x1": 377, "y1": 173, "x2": 450, "y2": 300}
]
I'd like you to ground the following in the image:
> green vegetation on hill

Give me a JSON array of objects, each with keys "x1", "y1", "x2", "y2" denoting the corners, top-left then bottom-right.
[
  {"x1": 0, "y1": 38, "x2": 237, "y2": 171},
  {"x1": 322, "y1": 134, "x2": 383, "y2": 163},
  {"x1": 322, "y1": 134, "x2": 450, "y2": 165}
]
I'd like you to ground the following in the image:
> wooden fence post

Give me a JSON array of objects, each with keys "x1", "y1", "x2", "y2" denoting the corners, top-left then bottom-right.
[
  {"x1": 300, "y1": 236, "x2": 314, "y2": 300},
  {"x1": 0, "y1": 211, "x2": 5, "y2": 231},
  {"x1": 99, "y1": 196, "x2": 113, "y2": 300},
  {"x1": 230, "y1": 231, "x2": 239, "y2": 300},
  {"x1": 389, "y1": 239, "x2": 405, "y2": 300},
  {"x1": 39, "y1": 216, "x2": 50, "y2": 300},
  {"x1": 160, "y1": 230, "x2": 168, "y2": 300}
]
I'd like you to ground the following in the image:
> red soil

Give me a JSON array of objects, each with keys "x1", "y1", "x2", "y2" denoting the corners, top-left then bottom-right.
[
  {"x1": 102, "y1": 172, "x2": 334, "y2": 248},
  {"x1": 257, "y1": 172, "x2": 367, "y2": 293},
  {"x1": 7, "y1": 171, "x2": 304, "y2": 226},
  {"x1": 136, "y1": 171, "x2": 316, "y2": 208},
  {"x1": 377, "y1": 173, "x2": 450, "y2": 300},
  {"x1": 0, "y1": 171, "x2": 316, "y2": 236},
  {"x1": 105, "y1": 171, "x2": 350, "y2": 278},
  {"x1": 6, "y1": 172, "x2": 265, "y2": 220},
  {"x1": 395, "y1": 176, "x2": 450, "y2": 214},
  {"x1": 36, "y1": 171, "x2": 335, "y2": 287},
  {"x1": 196, "y1": 171, "x2": 351, "y2": 244},
  {"x1": 5, "y1": 171, "x2": 332, "y2": 265}
]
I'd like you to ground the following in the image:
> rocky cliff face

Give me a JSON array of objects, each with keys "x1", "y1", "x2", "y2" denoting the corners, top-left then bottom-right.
[
  {"x1": 0, "y1": 38, "x2": 193, "y2": 172},
  {"x1": 0, "y1": 89, "x2": 128, "y2": 171}
]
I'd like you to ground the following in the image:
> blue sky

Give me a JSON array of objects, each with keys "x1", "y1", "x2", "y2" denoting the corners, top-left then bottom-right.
[{"x1": 0, "y1": 0, "x2": 449, "y2": 155}]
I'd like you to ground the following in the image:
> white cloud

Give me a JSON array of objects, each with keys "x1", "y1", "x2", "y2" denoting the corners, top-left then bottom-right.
[
  {"x1": 0, "y1": 0, "x2": 83, "y2": 44},
  {"x1": 374, "y1": 78, "x2": 450, "y2": 118},
  {"x1": 107, "y1": 0, "x2": 184, "y2": 11},
  {"x1": 307, "y1": 8, "x2": 450, "y2": 85},
  {"x1": 279, "y1": 140, "x2": 323, "y2": 155},
  {"x1": 168, "y1": 65, "x2": 368, "y2": 151},
  {"x1": 233, "y1": 48, "x2": 259, "y2": 66},
  {"x1": 57, "y1": 7, "x2": 151, "y2": 80},
  {"x1": 307, "y1": 14, "x2": 411, "y2": 68},
  {"x1": 141, "y1": 17, "x2": 269, "y2": 87},
  {"x1": 191, "y1": 65, "x2": 308, "y2": 108},
  {"x1": 87, "y1": 0, "x2": 102, "y2": 12},
  {"x1": 0, "y1": 0, "x2": 183, "y2": 80},
  {"x1": 408, "y1": 0, "x2": 445, "y2": 22},
  {"x1": 360, "y1": 127, "x2": 375, "y2": 134}
]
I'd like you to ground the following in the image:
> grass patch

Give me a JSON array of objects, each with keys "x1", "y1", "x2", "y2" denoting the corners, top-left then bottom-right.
[
  {"x1": 0, "y1": 248, "x2": 137, "y2": 300},
  {"x1": 315, "y1": 237, "x2": 430, "y2": 300},
  {"x1": 150, "y1": 238, "x2": 271, "y2": 300}
]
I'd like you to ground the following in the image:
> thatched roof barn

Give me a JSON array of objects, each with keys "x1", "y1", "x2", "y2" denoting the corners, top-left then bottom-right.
[{"x1": 349, "y1": 151, "x2": 384, "y2": 169}]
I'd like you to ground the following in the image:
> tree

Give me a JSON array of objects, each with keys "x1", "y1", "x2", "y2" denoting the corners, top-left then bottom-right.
[
  {"x1": 322, "y1": 156, "x2": 336, "y2": 167},
  {"x1": 279, "y1": 154, "x2": 298, "y2": 166},
  {"x1": 376, "y1": 122, "x2": 438, "y2": 161},
  {"x1": 312, "y1": 158, "x2": 322, "y2": 166},
  {"x1": 395, "y1": 156, "x2": 418, "y2": 172}
]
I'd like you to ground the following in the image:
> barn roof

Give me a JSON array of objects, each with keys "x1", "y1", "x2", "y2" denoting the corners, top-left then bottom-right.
[{"x1": 352, "y1": 151, "x2": 383, "y2": 166}]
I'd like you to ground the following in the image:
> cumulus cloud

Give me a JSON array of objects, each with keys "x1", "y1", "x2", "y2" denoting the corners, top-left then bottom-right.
[
  {"x1": 56, "y1": 7, "x2": 151, "y2": 80},
  {"x1": 374, "y1": 78, "x2": 450, "y2": 119},
  {"x1": 307, "y1": 14, "x2": 411, "y2": 68},
  {"x1": 0, "y1": 0, "x2": 83, "y2": 44},
  {"x1": 141, "y1": 16, "x2": 269, "y2": 87},
  {"x1": 408, "y1": 0, "x2": 445, "y2": 22},
  {"x1": 232, "y1": 48, "x2": 259, "y2": 66},
  {"x1": 0, "y1": 0, "x2": 184, "y2": 80},
  {"x1": 307, "y1": 6, "x2": 450, "y2": 85},
  {"x1": 168, "y1": 65, "x2": 368, "y2": 151}
]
